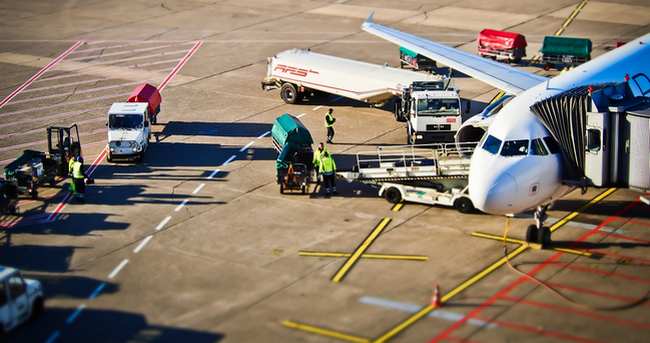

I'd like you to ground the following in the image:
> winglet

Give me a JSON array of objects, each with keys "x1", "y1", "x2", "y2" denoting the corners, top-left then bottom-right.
[{"x1": 365, "y1": 11, "x2": 374, "y2": 24}]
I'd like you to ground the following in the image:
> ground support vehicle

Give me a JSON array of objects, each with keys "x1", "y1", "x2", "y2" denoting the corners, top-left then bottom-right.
[
  {"x1": 261, "y1": 49, "x2": 446, "y2": 106},
  {"x1": 337, "y1": 142, "x2": 477, "y2": 212},
  {"x1": 47, "y1": 124, "x2": 81, "y2": 177},
  {"x1": 395, "y1": 81, "x2": 464, "y2": 144},
  {"x1": 128, "y1": 83, "x2": 161, "y2": 124},
  {"x1": 272, "y1": 113, "x2": 315, "y2": 194},
  {"x1": 107, "y1": 103, "x2": 152, "y2": 163},
  {"x1": 399, "y1": 46, "x2": 436, "y2": 72},
  {"x1": 0, "y1": 266, "x2": 44, "y2": 334},
  {"x1": 477, "y1": 29, "x2": 527, "y2": 63},
  {"x1": 540, "y1": 36, "x2": 592, "y2": 70}
]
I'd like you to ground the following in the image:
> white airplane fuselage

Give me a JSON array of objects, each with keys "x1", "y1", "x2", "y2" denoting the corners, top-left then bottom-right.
[{"x1": 469, "y1": 34, "x2": 650, "y2": 215}]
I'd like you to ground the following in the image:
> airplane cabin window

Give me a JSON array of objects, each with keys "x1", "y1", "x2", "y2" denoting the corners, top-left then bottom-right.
[
  {"x1": 543, "y1": 136, "x2": 561, "y2": 154},
  {"x1": 482, "y1": 135, "x2": 502, "y2": 155},
  {"x1": 530, "y1": 138, "x2": 548, "y2": 156},
  {"x1": 500, "y1": 140, "x2": 529, "y2": 156}
]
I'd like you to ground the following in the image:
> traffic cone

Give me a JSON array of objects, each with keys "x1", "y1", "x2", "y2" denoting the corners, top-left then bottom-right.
[{"x1": 431, "y1": 284, "x2": 441, "y2": 307}]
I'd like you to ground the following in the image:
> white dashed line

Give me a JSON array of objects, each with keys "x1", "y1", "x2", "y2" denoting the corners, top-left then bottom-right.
[
  {"x1": 192, "y1": 183, "x2": 205, "y2": 195},
  {"x1": 45, "y1": 330, "x2": 60, "y2": 343},
  {"x1": 207, "y1": 169, "x2": 220, "y2": 179},
  {"x1": 133, "y1": 235, "x2": 154, "y2": 253},
  {"x1": 239, "y1": 141, "x2": 254, "y2": 152},
  {"x1": 155, "y1": 215, "x2": 172, "y2": 231},
  {"x1": 65, "y1": 304, "x2": 86, "y2": 325},
  {"x1": 312, "y1": 105, "x2": 323, "y2": 111},
  {"x1": 108, "y1": 259, "x2": 129, "y2": 279},
  {"x1": 174, "y1": 199, "x2": 189, "y2": 212},
  {"x1": 88, "y1": 282, "x2": 106, "y2": 300},
  {"x1": 257, "y1": 131, "x2": 270, "y2": 139},
  {"x1": 223, "y1": 154, "x2": 236, "y2": 166},
  {"x1": 297, "y1": 113, "x2": 306, "y2": 118}
]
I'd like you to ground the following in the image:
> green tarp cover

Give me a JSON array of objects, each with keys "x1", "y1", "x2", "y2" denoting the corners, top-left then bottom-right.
[
  {"x1": 272, "y1": 113, "x2": 313, "y2": 149},
  {"x1": 400, "y1": 46, "x2": 418, "y2": 58},
  {"x1": 540, "y1": 36, "x2": 592, "y2": 58}
]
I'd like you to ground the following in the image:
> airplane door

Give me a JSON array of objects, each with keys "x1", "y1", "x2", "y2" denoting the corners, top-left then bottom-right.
[
  {"x1": 584, "y1": 111, "x2": 609, "y2": 186},
  {"x1": 7, "y1": 274, "x2": 29, "y2": 325}
]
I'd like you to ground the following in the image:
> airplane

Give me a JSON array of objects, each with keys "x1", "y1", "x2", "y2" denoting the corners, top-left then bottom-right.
[{"x1": 362, "y1": 14, "x2": 650, "y2": 243}]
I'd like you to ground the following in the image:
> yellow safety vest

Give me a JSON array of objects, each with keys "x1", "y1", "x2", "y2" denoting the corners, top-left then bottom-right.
[
  {"x1": 68, "y1": 158, "x2": 75, "y2": 175},
  {"x1": 319, "y1": 155, "x2": 336, "y2": 174},
  {"x1": 72, "y1": 161, "x2": 84, "y2": 179},
  {"x1": 325, "y1": 113, "x2": 335, "y2": 128}
]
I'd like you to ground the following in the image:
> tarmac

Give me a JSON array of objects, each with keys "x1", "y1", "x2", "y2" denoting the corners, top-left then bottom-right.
[{"x1": 0, "y1": 0, "x2": 649, "y2": 342}]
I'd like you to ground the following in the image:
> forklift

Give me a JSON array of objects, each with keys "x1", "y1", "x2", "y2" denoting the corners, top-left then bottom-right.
[{"x1": 46, "y1": 124, "x2": 82, "y2": 177}]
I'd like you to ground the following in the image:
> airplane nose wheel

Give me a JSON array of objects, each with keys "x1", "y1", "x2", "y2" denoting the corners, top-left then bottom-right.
[{"x1": 526, "y1": 205, "x2": 551, "y2": 248}]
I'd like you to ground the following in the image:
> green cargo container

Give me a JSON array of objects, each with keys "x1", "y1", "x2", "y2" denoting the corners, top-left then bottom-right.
[
  {"x1": 272, "y1": 113, "x2": 314, "y2": 169},
  {"x1": 399, "y1": 46, "x2": 418, "y2": 58},
  {"x1": 540, "y1": 36, "x2": 592, "y2": 68}
]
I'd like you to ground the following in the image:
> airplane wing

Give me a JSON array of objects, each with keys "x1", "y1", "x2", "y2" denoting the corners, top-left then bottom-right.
[{"x1": 362, "y1": 14, "x2": 547, "y2": 94}]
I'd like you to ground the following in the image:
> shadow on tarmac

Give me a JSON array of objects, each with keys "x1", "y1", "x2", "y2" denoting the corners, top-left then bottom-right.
[
  {"x1": 161, "y1": 121, "x2": 273, "y2": 138},
  {"x1": 551, "y1": 199, "x2": 650, "y2": 219}
]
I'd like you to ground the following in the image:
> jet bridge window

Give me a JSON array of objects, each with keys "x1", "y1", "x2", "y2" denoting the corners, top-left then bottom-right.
[
  {"x1": 501, "y1": 140, "x2": 529, "y2": 156},
  {"x1": 481, "y1": 135, "x2": 502, "y2": 155},
  {"x1": 543, "y1": 136, "x2": 560, "y2": 154},
  {"x1": 530, "y1": 138, "x2": 548, "y2": 156}
]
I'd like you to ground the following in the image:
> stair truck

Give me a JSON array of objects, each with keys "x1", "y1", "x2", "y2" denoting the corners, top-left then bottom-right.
[
  {"x1": 337, "y1": 142, "x2": 478, "y2": 213},
  {"x1": 262, "y1": 49, "x2": 465, "y2": 144},
  {"x1": 399, "y1": 46, "x2": 436, "y2": 72},
  {"x1": 272, "y1": 113, "x2": 314, "y2": 194},
  {"x1": 477, "y1": 29, "x2": 527, "y2": 63},
  {"x1": 540, "y1": 36, "x2": 592, "y2": 70}
]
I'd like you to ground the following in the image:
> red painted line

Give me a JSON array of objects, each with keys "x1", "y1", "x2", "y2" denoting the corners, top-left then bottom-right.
[
  {"x1": 158, "y1": 40, "x2": 203, "y2": 92},
  {"x1": 587, "y1": 249, "x2": 650, "y2": 264},
  {"x1": 475, "y1": 315, "x2": 604, "y2": 343},
  {"x1": 0, "y1": 41, "x2": 84, "y2": 109},
  {"x1": 501, "y1": 295, "x2": 650, "y2": 330},
  {"x1": 537, "y1": 281, "x2": 650, "y2": 307},
  {"x1": 429, "y1": 199, "x2": 639, "y2": 343},
  {"x1": 592, "y1": 230, "x2": 650, "y2": 244},
  {"x1": 610, "y1": 218, "x2": 650, "y2": 228},
  {"x1": 547, "y1": 263, "x2": 650, "y2": 285}
]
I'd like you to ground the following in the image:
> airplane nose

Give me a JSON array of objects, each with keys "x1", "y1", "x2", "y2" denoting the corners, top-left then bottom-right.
[{"x1": 471, "y1": 172, "x2": 519, "y2": 214}]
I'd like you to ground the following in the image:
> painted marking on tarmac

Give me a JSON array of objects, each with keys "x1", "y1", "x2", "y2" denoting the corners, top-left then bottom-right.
[
  {"x1": 207, "y1": 169, "x2": 221, "y2": 179},
  {"x1": 108, "y1": 259, "x2": 129, "y2": 279},
  {"x1": 359, "y1": 296, "x2": 496, "y2": 329},
  {"x1": 297, "y1": 113, "x2": 306, "y2": 118},
  {"x1": 299, "y1": 250, "x2": 428, "y2": 261},
  {"x1": 133, "y1": 235, "x2": 154, "y2": 254},
  {"x1": 45, "y1": 330, "x2": 60, "y2": 343},
  {"x1": 313, "y1": 105, "x2": 323, "y2": 111},
  {"x1": 88, "y1": 282, "x2": 106, "y2": 300},
  {"x1": 391, "y1": 203, "x2": 403, "y2": 212},
  {"x1": 155, "y1": 216, "x2": 172, "y2": 231},
  {"x1": 331, "y1": 217, "x2": 391, "y2": 283},
  {"x1": 548, "y1": 216, "x2": 621, "y2": 233},
  {"x1": 0, "y1": 92, "x2": 129, "y2": 119},
  {"x1": 65, "y1": 303, "x2": 86, "y2": 325},
  {"x1": 257, "y1": 131, "x2": 270, "y2": 139},
  {"x1": 158, "y1": 40, "x2": 203, "y2": 91},
  {"x1": 174, "y1": 199, "x2": 189, "y2": 212},
  {"x1": 223, "y1": 155, "x2": 237, "y2": 166},
  {"x1": 22, "y1": 77, "x2": 107, "y2": 93},
  {"x1": 375, "y1": 188, "x2": 618, "y2": 343},
  {"x1": 239, "y1": 141, "x2": 255, "y2": 152},
  {"x1": 470, "y1": 232, "x2": 593, "y2": 258},
  {"x1": 0, "y1": 40, "x2": 83, "y2": 109},
  {"x1": 7, "y1": 80, "x2": 141, "y2": 106},
  {"x1": 192, "y1": 183, "x2": 205, "y2": 195},
  {"x1": 67, "y1": 43, "x2": 186, "y2": 62},
  {"x1": 283, "y1": 320, "x2": 370, "y2": 343}
]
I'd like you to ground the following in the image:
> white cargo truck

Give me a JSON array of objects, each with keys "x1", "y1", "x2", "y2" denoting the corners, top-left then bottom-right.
[
  {"x1": 0, "y1": 266, "x2": 44, "y2": 334},
  {"x1": 262, "y1": 49, "x2": 464, "y2": 143},
  {"x1": 107, "y1": 102, "x2": 151, "y2": 163}
]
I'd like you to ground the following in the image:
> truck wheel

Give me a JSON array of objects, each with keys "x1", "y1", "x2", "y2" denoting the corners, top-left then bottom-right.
[
  {"x1": 453, "y1": 197, "x2": 474, "y2": 213},
  {"x1": 30, "y1": 297, "x2": 44, "y2": 321},
  {"x1": 525, "y1": 225, "x2": 538, "y2": 243},
  {"x1": 384, "y1": 187, "x2": 402, "y2": 204},
  {"x1": 280, "y1": 83, "x2": 299, "y2": 104}
]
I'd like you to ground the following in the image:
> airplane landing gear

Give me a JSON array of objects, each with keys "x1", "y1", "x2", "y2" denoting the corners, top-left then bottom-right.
[{"x1": 525, "y1": 204, "x2": 551, "y2": 248}]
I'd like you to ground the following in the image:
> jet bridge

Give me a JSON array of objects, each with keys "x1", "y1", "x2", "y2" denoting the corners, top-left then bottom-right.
[{"x1": 530, "y1": 81, "x2": 650, "y2": 191}]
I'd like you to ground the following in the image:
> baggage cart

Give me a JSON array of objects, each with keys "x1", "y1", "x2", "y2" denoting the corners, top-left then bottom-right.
[
  {"x1": 477, "y1": 29, "x2": 527, "y2": 63},
  {"x1": 272, "y1": 113, "x2": 315, "y2": 194},
  {"x1": 540, "y1": 36, "x2": 592, "y2": 70}
]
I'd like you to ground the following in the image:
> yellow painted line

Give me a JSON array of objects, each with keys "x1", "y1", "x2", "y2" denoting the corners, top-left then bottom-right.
[
  {"x1": 299, "y1": 250, "x2": 428, "y2": 261},
  {"x1": 332, "y1": 217, "x2": 392, "y2": 283},
  {"x1": 372, "y1": 188, "x2": 615, "y2": 342},
  {"x1": 555, "y1": 0, "x2": 589, "y2": 36},
  {"x1": 391, "y1": 203, "x2": 404, "y2": 212},
  {"x1": 471, "y1": 232, "x2": 593, "y2": 258},
  {"x1": 283, "y1": 320, "x2": 371, "y2": 343}
]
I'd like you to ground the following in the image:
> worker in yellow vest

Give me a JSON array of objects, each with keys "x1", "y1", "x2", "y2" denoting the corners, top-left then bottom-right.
[
  {"x1": 71, "y1": 156, "x2": 87, "y2": 202},
  {"x1": 324, "y1": 108, "x2": 336, "y2": 144},
  {"x1": 68, "y1": 153, "x2": 76, "y2": 193},
  {"x1": 319, "y1": 150, "x2": 337, "y2": 196}
]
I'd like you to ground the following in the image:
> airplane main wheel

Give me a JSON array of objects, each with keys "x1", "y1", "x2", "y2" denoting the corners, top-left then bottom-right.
[
  {"x1": 385, "y1": 187, "x2": 402, "y2": 204},
  {"x1": 525, "y1": 225, "x2": 538, "y2": 243},
  {"x1": 280, "y1": 83, "x2": 299, "y2": 104},
  {"x1": 538, "y1": 226, "x2": 551, "y2": 247}
]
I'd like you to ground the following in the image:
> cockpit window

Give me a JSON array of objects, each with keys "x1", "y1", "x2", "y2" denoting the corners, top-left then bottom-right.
[
  {"x1": 481, "y1": 135, "x2": 502, "y2": 155},
  {"x1": 500, "y1": 140, "x2": 529, "y2": 156},
  {"x1": 543, "y1": 136, "x2": 560, "y2": 154},
  {"x1": 530, "y1": 138, "x2": 548, "y2": 156}
]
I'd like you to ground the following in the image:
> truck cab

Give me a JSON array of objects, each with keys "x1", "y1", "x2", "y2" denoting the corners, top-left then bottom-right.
[
  {"x1": 0, "y1": 266, "x2": 44, "y2": 334},
  {"x1": 107, "y1": 102, "x2": 151, "y2": 163}
]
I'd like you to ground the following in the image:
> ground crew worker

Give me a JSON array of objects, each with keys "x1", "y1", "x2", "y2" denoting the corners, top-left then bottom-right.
[
  {"x1": 312, "y1": 143, "x2": 326, "y2": 186},
  {"x1": 319, "y1": 150, "x2": 337, "y2": 195},
  {"x1": 68, "y1": 153, "x2": 76, "y2": 194},
  {"x1": 324, "y1": 108, "x2": 336, "y2": 144},
  {"x1": 71, "y1": 156, "x2": 87, "y2": 202}
]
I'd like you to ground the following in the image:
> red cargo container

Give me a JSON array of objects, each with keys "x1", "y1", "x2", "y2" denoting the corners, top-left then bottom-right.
[
  {"x1": 477, "y1": 29, "x2": 527, "y2": 63},
  {"x1": 127, "y1": 83, "x2": 161, "y2": 124}
]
